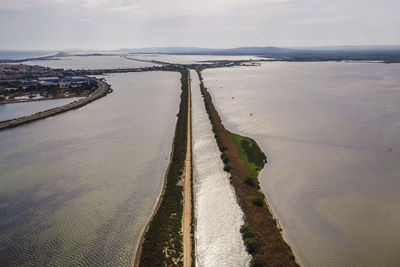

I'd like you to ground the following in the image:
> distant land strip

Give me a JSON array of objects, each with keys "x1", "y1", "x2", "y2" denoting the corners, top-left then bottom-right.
[
  {"x1": 0, "y1": 78, "x2": 111, "y2": 131},
  {"x1": 196, "y1": 68, "x2": 298, "y2": 267}
]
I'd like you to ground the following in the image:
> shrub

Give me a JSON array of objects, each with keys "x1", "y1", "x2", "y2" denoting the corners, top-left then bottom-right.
[
  {"x1": 288, "y1": 251, "x2": 295, "y2": 260},
  {"x1": 240, "y1": 224, "x2": 255, "y2": 239},
  {"x1": 250, "y1": 254, "x2": 264, "y2": 267},
  {"x1": 223, "y1": 164, "x2": 231, "y2": 172},
  {"x1": 219, "y1": 146, "x2": 227, "y2": 152},
  {"x1": 244, "y1": 237, "x2": 258, "y2": 254},
  {"x1": 252, "y1": 198, "x2": 264, "y2": 207},
  {"x1": 220, "y1": 153, "x2": 229, "y2": 162},
  {"x1": 244, "y1": 177, "x2": 257, "y2": 187}
]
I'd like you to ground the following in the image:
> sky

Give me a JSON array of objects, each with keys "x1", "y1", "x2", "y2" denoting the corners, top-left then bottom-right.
[{"x1": 0, "y1": 0, "x2": 399, "y2": 50}]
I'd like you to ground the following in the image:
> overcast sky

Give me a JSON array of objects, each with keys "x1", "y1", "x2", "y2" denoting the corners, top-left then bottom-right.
[{"x1": 1, "y1": 0, "x2": 399, "y2": 50}]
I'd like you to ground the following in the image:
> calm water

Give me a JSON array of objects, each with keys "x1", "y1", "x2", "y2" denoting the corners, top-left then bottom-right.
[
  {"x1": 191, "y1": 70, "x2": 250, "y2": 267},
  {"x1": 0, "y1": 98, "x2": 81, "y2": 122},
  {"x1": 0, "y1": 50, "x2": 55, "y2": 60},
  {"x1": 203, "y1": 62, "x2": 400, "y2": 267},
  {"x1": 0, "y1": 71, "x2": 180, "y2": 266},
  {"x1": 129, "y1": 54, "x2": 261, "y2": 65},
  {"x1": 23, "y1": 55, "x2": 158, "y2": 70}
]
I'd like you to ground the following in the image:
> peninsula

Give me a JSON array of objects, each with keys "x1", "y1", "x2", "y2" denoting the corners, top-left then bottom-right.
[
  {"x1": 196, "y1": 69, "x2": 298, "y2": 266},
  {"x1": 0, "y1": 78, "x2": 111, "y2": 131}
]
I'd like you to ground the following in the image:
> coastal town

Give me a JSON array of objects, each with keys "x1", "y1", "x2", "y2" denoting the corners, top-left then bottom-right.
[{"x1": 0, "y1": 64, "x2": 95, "y2": 103}]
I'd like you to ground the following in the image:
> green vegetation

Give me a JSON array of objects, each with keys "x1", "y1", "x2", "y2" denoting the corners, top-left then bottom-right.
[
  {"x1": 244, "y1": 176, "x2": 257, "y2": 187},
  {"x1": 250, "y1": 254, "x2": 264, "y2": 267},
  {"x1": 252, "y1": 198, "x2": 264, "y2": 207},
  {"x1": 229, "y1": 132, "x2": 266, "y2": 188},
  {"x1": 240, "y1": 224, "x2": 258, "y2": 254},
  {"x1": 229, "y1": 132, "x2": 267, "y2": 179},
  {"x1": 138, "y1": 70, "x2": 189, "y2": 267}
]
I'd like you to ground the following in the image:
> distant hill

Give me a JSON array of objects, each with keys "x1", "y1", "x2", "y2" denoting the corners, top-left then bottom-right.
[
  {"x1": 294, "y1": 45, "x2": 400, "y2": 51},
  {"x1": 2, "y1": 45, "x2": 400, "y2": 62},
  {"x1": 122, "y1": 46, "x2": 296, "y2": 55},
  {"x1": 120, "y1": 46, "x2": 400, "y2": 59}
]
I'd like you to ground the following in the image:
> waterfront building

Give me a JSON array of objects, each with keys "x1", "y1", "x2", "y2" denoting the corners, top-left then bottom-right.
[
  {"x1": 38, "y1": 77, "x2": 60, "y2": 83},
  {"x1": 65, "y1": 76, "x2": 90, "y2": 85}
]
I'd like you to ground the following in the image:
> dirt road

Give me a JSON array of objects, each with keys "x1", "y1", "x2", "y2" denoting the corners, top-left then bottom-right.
[{"x1": 183, "y1": 71, "x2": 192, "y2": 267}]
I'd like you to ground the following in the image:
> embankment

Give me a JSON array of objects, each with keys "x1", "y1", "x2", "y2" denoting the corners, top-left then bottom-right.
[
  {"x1": 0, "y1": 78, "x2": 111, "y2": 131},
  {"x1": 196, "y1": 69, "x2": 298, "y2": 267},
  {"x1": 134, "y1": 70, "x2": 190, "y2": 267}
]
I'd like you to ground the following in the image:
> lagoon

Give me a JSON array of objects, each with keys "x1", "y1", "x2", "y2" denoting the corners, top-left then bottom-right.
[{"x1": 203, "y1": 62, "x2": 400, "y2": 266}]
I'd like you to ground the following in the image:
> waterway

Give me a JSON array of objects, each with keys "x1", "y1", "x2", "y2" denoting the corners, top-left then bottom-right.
[
  {"x1": 0, "y1": 71, "x2": 180, "y2": 266},
  {"x1": 191, "y1": 69, "x2": 250, "y2": 267},
  {"x1": 0, "y1": 97, "x2": 81, "y2": 122},
  {"x1": 203, "y1": 62, "x2": 400, "y2": 267}
]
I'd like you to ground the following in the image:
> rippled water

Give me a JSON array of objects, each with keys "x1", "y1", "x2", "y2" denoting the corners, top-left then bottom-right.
[
  {"x1": 0, "y1": 98, "x2": 81, "y2": 122},
  {"x1": 23, "y1": 55, "x2": 157, "y2": 69},
  {"x1": 203, "y1": 62, "x2": 400, "y2": 267},
  {"x1": 0, "y1": 71, "x2": 180, "y2": 266},
  {"x1": 191, "y1": 70, "x2": 250, "y2": 267}
]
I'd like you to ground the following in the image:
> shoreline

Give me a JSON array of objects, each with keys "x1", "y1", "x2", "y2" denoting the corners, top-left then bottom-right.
[
  {"x1": 132, "y1": 131, "x2": 176, "y2": 267},
  {"x1": 0, "y1": 95, "x2": 85, "y2": 105},
  {"x1": 0, "y1": 78, "x2": 111, "y2": 131}
]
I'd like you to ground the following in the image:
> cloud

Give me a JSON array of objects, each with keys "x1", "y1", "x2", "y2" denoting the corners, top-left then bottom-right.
[
  {"x1": 109, "y1": 5, "x2": 137, "y2": 12},
  {"x1": 0, "y1": 0, "x2": 68, "y2": 10},
  {"x1": 77, "y1": 18, "x2": 92, "y2": 22},
  {"x1": 0, "y1": 0, "x2": 291, "y2": 12},
  {"x1": 0, "y1": 0, "x2": 399, "y2": 49}
]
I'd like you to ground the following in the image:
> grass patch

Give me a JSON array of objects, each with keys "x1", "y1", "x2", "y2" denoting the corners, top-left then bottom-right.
[{"x1": 229, "y1": 132, "x2": 266, "y2": 181}]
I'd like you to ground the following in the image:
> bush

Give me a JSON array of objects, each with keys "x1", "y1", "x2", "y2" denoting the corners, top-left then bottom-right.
[
  {"x1": 244, "y1": 177, "x2": 258, "y2": 188},
  {"x1": 223, "y1": 164, "x2": 231, "y2": 172},
  {"x1": 250, "y1": 254, "x2": 264, "y2": 267},
  {"x1": 240, "y1": 224, "x2": 255, "y2": 239},
  {"x1": 288, "y1": 251, "x2": 295, "y2": 260},
  {"x1": 220, "y1": 153, "x2": 229, "y2": 164},
  {"x1": 244, "y1": 237, "x2": 258, "y2": 254},
  {"x1": 252, "y1": 198, "x2": 264, "y2": 207},
  {"x1": 219, "y1": 146, "x2": 227, "y2": 152}
]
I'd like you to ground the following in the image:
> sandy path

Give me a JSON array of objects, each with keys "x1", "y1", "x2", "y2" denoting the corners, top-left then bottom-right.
[{"x1": 183, "y1": 70, "x2": 192, "y2": 267}]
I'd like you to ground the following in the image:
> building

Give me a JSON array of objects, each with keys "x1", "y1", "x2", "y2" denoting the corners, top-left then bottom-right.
[
  {"x1": 38, "y1": 77, "x2": 60, "y2": 87},
  {"x1": 65, "y1": 76, "x2": 90, "y2": 85},
  {"x1": 38, "y1": 77, "x2": 60, "y2": 83}
]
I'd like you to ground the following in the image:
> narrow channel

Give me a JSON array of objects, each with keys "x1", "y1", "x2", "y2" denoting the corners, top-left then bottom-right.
[{"x1": 191, "y1": 69, "x2": 250, "y2": 266}]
